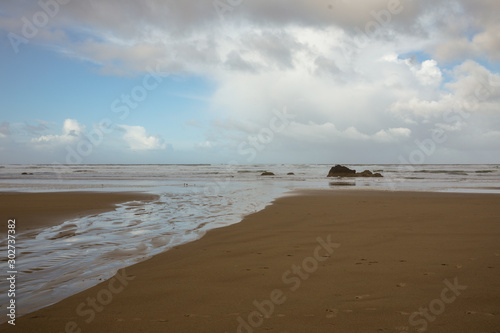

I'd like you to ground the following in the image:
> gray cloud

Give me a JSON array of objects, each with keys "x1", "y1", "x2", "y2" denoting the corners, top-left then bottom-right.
[
  {"x1": 0, "y1": 122, "x2": 11, "y2": 138},
  {"x1": 3, "y1": 0, "x2": 498, "y2": 71},
  {"x1": 2, "y1": 0, "x2": 499, "y2": 163}
]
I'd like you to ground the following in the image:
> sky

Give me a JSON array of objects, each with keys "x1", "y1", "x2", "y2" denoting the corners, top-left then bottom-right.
[{"x1": 0, "y1": 0, "x2": 499, "y2": 164}]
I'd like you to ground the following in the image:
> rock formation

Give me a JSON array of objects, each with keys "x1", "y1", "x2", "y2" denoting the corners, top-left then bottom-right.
[{"x1": 327, "y1": 165, "x2": 382, "y2": 178}]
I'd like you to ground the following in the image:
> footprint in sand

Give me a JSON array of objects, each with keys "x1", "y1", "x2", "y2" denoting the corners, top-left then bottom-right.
[
  {"x1": 355, "y1": 294, "x2": 370, "y2": 300},
  {"x1": 325, "y1": 308, "x2": 338, "y2": 318}
]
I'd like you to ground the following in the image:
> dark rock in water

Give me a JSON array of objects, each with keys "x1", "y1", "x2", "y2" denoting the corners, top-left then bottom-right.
[
  {"x1": 261, "y1": 172, "x2": 275, "y2": 176},
  {"x1": 359, "y1": 170, "x2": 373, "y2": 177},
  {"x1": 328, "y1": 165, "x2": 356, "y2": 176},
  {"x1": 327, "y1": 165, "x2": 383, "y2": 178},
  {"x1": 287, "y1": 172, "x2": 295, "y2": 175},
  {"x1": 22, "y1": 172, "x2": 34, "y2": 175}
]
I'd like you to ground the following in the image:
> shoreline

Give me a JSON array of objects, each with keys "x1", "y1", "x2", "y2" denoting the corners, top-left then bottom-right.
[
  {"x1": 0, "y1": 191, "x2": 158, "y2": 235},
  {"x1": 2, "y1": 189, "x2": 499, "y2": 332}
]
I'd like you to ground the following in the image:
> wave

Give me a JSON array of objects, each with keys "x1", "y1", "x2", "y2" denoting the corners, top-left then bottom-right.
[
  {"x1": 237, "y1": 170, "x2": 269, "y2": 173},
  {"x1": 416, "y1": 170, "x2": 468, "y2": 176}
]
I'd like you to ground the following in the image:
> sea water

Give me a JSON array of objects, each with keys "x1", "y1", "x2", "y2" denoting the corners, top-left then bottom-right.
[{"x1": 0, "y1": 163, "x2": 499, "y2": 319}]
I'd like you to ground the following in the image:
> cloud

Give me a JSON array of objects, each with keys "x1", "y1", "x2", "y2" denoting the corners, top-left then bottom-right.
[
  {"x1": 391, "y1": 60, "x2": 500, "y2": 122},
  {"x1": 118, "y1": 125, "x2": 167, "y2": 150},
  {"x1": 3, "y1": 0, "x2": 497, "y2": 78},
  {"x1": 0, "y1": 122, "x2": 10, "y2": 138},
  {"x1": 414, "y1": 60, "x2": 442, "y2": 86},
  {"x1": 428, "y1": 1, "x2": 500, "y2": 62},
  {"x1": 31, "y1": 119, "x2": 85, "y2": 144},
  {"x1": 2, "y1": 0, "x2": 499, "y2": 163},
  {"x1": 22, "y1": 120, "x2": 52, "y2": 136}
]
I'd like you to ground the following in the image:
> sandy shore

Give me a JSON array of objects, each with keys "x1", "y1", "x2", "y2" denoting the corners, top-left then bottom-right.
[
  {"x1": 0, "y1": 191, "x2": 158, "y2": 234},
  {"x1": 3, "y1": 190, "x2": 500, "y2": 332}
]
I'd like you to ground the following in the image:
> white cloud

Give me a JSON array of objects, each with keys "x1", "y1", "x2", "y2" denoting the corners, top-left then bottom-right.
[
  {"x1": 380, "y1": 55, "x2": 442, "y2": 87},
  {"x1": 196, "y1": 141, "x2": 213, "y2": 149},
  {"x1": 415, "y1": 60, "x2": 442, "y2": 86},
  {"x1": 390, "y1": 60, "x2": 500, "y2": 124},
  {"x1": 31, "y1": 119, "x2": 85, "y2": 144},
  {"x1": 374, "y1": 127, "x2": 412, "y2": 142},
  {"x1": 2, "y1": 1, "x2": 500, "y2": 163},
  {"x1": 118, "y1": 125, "x2": 167, "y2": 150}
]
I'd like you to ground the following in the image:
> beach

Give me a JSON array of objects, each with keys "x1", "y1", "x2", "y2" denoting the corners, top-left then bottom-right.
[
  {"x1": 0, "y1": 191, "x2": 158, "y2": 234},
  {"x1": 2, "y1": 189, "x2": 499, "y2": 332}
]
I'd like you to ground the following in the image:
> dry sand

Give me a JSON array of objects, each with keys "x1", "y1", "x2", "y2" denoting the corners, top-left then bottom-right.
[{"x1": 2, "y1": 190, "x2": 500, "y2": 332}]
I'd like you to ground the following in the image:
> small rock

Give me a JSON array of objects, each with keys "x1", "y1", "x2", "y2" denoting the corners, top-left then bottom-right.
[{"x1": 261, "y1": 172, "x2": 275, "y2": 176}]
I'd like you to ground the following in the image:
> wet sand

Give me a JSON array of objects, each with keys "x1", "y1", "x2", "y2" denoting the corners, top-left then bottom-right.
[
  {"x1": 0, "y1": 191, "x2": 158, "y2": 234},
  {"x1": 3, "y1": 190, "x2": 500, "y2": 332}
]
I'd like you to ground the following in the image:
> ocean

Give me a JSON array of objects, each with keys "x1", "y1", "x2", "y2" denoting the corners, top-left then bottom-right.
[{"x1": 1, "y1": 163, "x2": 499, "y2": 318}]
